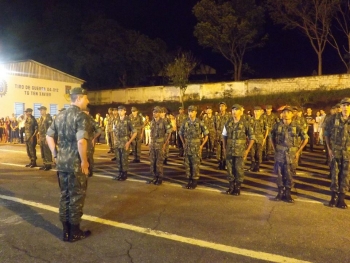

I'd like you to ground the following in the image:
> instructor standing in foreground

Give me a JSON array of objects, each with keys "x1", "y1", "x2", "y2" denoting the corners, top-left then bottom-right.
[{"x1": 46, "y1": 87, "x2": 91, "y2": 242}]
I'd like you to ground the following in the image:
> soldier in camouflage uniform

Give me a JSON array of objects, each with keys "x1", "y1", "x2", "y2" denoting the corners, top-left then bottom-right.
[
  {"x1": 106, "y1": 107, "x2": 114, "y2": 154},
  {"x1": 129, "y1": 106, "x2": 144, "y2": 163},
  {"x1": 161, "y1": 107, "x2": 171, "y2": 164},
  {"x1": 324, "y1": 97, "x2": 350, "y2": 209},
  {"x1": 147, "y1": 106, "x2": 172, "y2": 185},
  {"x1": 113, "y1": 105, "x2": 138, "y2": 181},
  {"x1": 202, "y1": 106, "x2": 216, "y2": 159},
  {"x1": 176, "y1": 106, "x2": 187, "y2": 157},
  {"x1": 262, "y1": 105, "x2": 279, "y2": 161},
  {"x1": 270, "y1": 106, "x2": 308, "y2": 203},
  {"x1": 222, "y1": 104, "x2": 256, "y2": 196},
  {"x1": 83, "y1": 108, "x2": 101, "y2": 177},
  {"x1": 293, "y1": 106, "x2": 307, "y2": 165},
  {"x1": 248, "y1": 106, "x2": 268, "y2": 172},
  {"x1": 179, "y1": 105, "x2": 209, "y2": 189},
  {"x1": 24, "y1": 108, "x2": 38, "y2": 168},
  {"x1": 46, "y1": 87, "x2": 91, "y2": 242},
  {"x1": 37, "y1": 106, "x2": 53, "y2": 171},
  {"x1": 215, "y1": 102, "x2": 231, "y2": 170}
]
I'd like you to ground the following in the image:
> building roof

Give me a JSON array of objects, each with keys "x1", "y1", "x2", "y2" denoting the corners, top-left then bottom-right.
[{"x1": 0, "y1": 60, "x2": 84, "y2": 84}]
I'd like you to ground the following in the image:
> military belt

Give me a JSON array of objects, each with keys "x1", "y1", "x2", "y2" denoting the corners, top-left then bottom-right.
[
  {"x1": 227, "y1": 139, "x2": 246, "y2": 143},
  {"x1": 276, "y1": 145, "x2": 297, "y2": 151}
]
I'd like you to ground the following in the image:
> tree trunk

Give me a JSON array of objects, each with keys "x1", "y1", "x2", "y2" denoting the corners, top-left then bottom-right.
[{"x1": 318, "y1": 52, "x2": 322, "y2": 76}]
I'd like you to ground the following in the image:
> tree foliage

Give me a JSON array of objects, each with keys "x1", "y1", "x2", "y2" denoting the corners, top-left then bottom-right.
[
  {"x1": 193, "y1": 0, "x2": 266, "y2": 81},
  {"x1": 268, "y1": 0, "x2": 339, "y2": 76},
  {"x1": 165, "y1": 52, "x2": 197, "y2": 108}
]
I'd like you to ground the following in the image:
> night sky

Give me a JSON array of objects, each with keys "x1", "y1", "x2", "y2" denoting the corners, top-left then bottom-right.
[{"x1": 0, "y1": 0, "x2": 346, "y2": 81}]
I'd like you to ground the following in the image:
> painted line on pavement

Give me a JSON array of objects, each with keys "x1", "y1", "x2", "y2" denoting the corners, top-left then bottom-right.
[
  {"x1": 0, "y1": 194, "x2": 311, "y2": 263},
  {"x1": 0, "y1": 162, "x2": 323, "y2": 204}
]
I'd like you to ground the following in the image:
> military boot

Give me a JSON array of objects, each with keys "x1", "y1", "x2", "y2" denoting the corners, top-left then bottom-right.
[
  {"x1": 284, "y1": 188, "x2": 294, "y2": 203},
  {"x1": 30, "y1": 161, "x2": 37, "y2": 168},
  {"x1": 248, "y1": 162, "x2": 255, "y2": 171},
  {"x1": 118, "y1": 172, "x2": 128, "y2": 181},
  {"x1": 62, "y1": 222, "x2": 70, "y2": 242},
  {"x1": 226, "y1": 181, "x2": 235, "y2": 195},
  {"x1": 185, "y1": 179, "x2": 192, "y2": 189},
  {"x1": 163, "y1": 158, "x2": 168, "y2": 165},
  {"x1": 69, "y1": 224, "x2": 91, "y2": 242},
  {"x1": 155, "y1": 178, "x2": 163, "y2": 185},
  {"x1": 274, "y1": 187, "x2": 284, "y2": 201},
  {"x1": 252, "y1": 162, "x2": 260, "y2": 172},
  {"x1": 112, "y1": 171, "x2": 121, "y2": 180},
  {"x1": 328, "y1": 192, "x2": 338, "y2": 207},
  {"x1": 25, "y1": 161, "x2": 32, "y2": 167},
  {"x1": 233, "y1": 182, "x2": 241, "y2": 196},
  {"x1": 222, "y1": 160, "x2": 226, "y2": 170},
  {"x1": 147, "y1": 177, "x2": 158, "y2": 184},
  {"x1": 189, "y1": 179, "x2": 198, "y2": 189},
  {"x1": 218, "y1": 161, "x2": 223, "y2": 170},
  {"x1": 39, "y1": 166, "x2": 46, "y2": 170},
  {"x1": 44, "y1": 165, "x2": 52, "y2": 171},
  {"x1": 336, "y1": 193, "x2": 348, "y2": 209}
]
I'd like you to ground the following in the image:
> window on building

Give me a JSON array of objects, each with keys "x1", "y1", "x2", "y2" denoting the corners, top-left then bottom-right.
[
  {"x1": 14, "y1": 102, "x2": 25, "y2": 118},
  {"x1": 50, "y1": 104, "x2": 58, "y2": 116},
  {"x1": 33, "y1": 103, "x2": 42, "y2": 119}
]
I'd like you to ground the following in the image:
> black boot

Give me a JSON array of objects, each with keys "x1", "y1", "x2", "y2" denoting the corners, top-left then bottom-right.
[
  {"x1": 25, "y1": 161, "x2": 32, "y2": 167},
  {"x1": 39, "y1": 166, "x2": 46, "y2": 170},
  {"x1": 336, "y1": 193, "x2": 348, "y2": 209},
  {"x1": 62, "y1": 222, "x2": 70, "y2": 242},
  {"x1": 44, "y1": 165, "x2": 52, "y2": 171},
  {"x1": 30, "y1": 161, "x2": 37, "y2": 168},
  {"x1": 155, "y1": 178, "x2": 163, "y2": 185},
  {"x1": 274, "y1": 187, "x2": 284, "y2": 201},
  {"x1": 252, "y1": 162, "x2": 260, "y2": 172},
  {"x1": 329, "y1": 192, "x2": 338, "y2": 207},
  {"x1": 233, "y1": 182, "x2": 241, "y2": 196},
  {"x1": 226, "y1": 181, "x2": 235, "y2": 195},
  {"x1": 69, "y1": 224, "x2": 91, "y2": 242},
  {"x1": 248, "y1": 162, "x2": 255, "y2": 171},
  {"x1": 147, "y1": 177, "x2": 158, "y2": 184},
  {"x1": 189, "y1": 179, "x2": 198, "y2": 189},
  {"x1": 185, "y1": 179, "x2": 192, "y2": 189},
  {"x1": 222, "y1": 160, "x2": 226, "y2": 170},
  {"x1": 113, "y1": 172, "x2": 121, "y2": 180},
  {"x1": 163, "y1": 158, "x2": 168, "y2": 165},
  {"x1": 218, "y1": 161, "x2": 223, "y2": 170},
  {"x1": 111, "y1": 157, "x2": 116, "y2": 161},
  {"x1": 118, "y1": 172, "x2": 128, "y2": 181},
  {"x1": 284, "y1": 188, "x2": 294, "y2": 203}
]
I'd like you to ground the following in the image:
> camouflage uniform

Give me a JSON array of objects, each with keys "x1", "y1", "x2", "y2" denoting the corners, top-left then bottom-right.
[
  {"x1": 113, "y1": 115, "x2": 137, "y2": 174},
  {"x1": 87, "y1": 115, "x2": 101, "y2": 177},
  {"x1": 148, "y1": 111, "x2": 172, "y2": 184},
  {"x1": 46, "y1": 104, "x2": 90, "y2": 225},
  {"x1": 249, "y1": 112, "x2": 268, "y2": 171},
  {"x1": 270, "y1": 115, "x2": 308, "y2": 195},
  {"x1": 202, "y1": 112, "x2": 216, "y2": 159},
  {"x1": 324, "y1": 103, "x2": 350, "y2": 208},
  {"x1": 107, "y1": 111, "x2": 115, "y2": 153},
  {"x1": 176, "y1": 109, "x2": 187, "y2": 157},
  {"x1": 262, "y1": 107, "x2": 279, "y2": 160},
  {"x1": 215, "y1": 111, "x2": 231, "y2": 169},
  {"x1": 179, "y1": 114, "x2": 209, "y2": 182},
  {"x1": 129, "y1": 109, "x2": 144, "y2": 162},
  {"x1": 24, "y1": 111, "x2": 38, "y2": 166},
  {"x1": 162, "y1": 115, "x2": 171, "y2": 162},
  {"x1": 38, "y1": 112, "x2": 53, "y2": 169},
  {"x1": 223, "y1": 113, "x2": 255, "y2": 187}
]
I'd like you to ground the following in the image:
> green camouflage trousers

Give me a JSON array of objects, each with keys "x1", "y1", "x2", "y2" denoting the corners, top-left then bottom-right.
[
  {"x1": 58, "y1": 171, "x2": 87, "y2": 224},
  {"x1": 216, "y1": 140, "x2": 224, "y2": 161},
  {"x1": 131, "y1": 133, "x2": 142, "y2": 160},
  {"x1": 150, "y1": 148, "x2": 165, "y2": 178},
  {"x1": 250, "y1": 142, "x2": 263, "y2": 164},
  {"x1": 115, "y1": 147, "x2": 129, "y2": 172},
  {"x1": 273, "y1": 149, "x2": 297, "y2": 188},
  {"x1": 26, "y1": 137, "x2": 37, "y2": 161},
  {"x1": 39, "y1": 138, "x2": 53, "y2": 165},
  {"x1": 185, "y1": 155, "x2": 201, "y2": 180},
  {"x1": 226, "y1": 156, "x2": 245, "y2": 183},
  {"x1": 330, "y1": 158, "x2": 350, "y2": 193}
]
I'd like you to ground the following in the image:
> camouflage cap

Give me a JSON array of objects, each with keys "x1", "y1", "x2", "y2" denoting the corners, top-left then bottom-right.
[
  {"x1": 265, "y1": 105, "x2": 272, "y2": 109},
  {"x1": 292, "y1": 106, "x2": 299, "y2": 111},
  {"x1": 282, "y1": 106, "x2": 294, "y2": 112},
  {"x1": 340, "y1": 97, "x2": 350, "y2": 105},
  {"x1": 331, "y1": 105, "x2": 338, "y2": 109},
  {"x1": 58, "y1": 108, "x2": 66, "y2": 112},
  {"x1": 131, "y1": 106, "x2": 138, "y2": 112},
  {"x1": 38, "y1": 106, "x2": 47, "y2": 110},
  {"x1": 188, "y1": 105, "x2": 197, "y2": 111},
  {"x1": 153, "y1": 106, "x2": 162, "y2": 113},
  {"x1": 206, "y1": 106, "x2": 212, "y2": 109},
  {"x1": 219, "y1": 102, "x2": 227, "y2": 106},
  {"x1": 112, "y1": 108, "x2": 118, "y2": 111},
  {"x1": 179, "y1": 106, "x2": 184, "y2": 110},
  {"x1": 231, "y1": 104, "x2": 243, "y2": 110},
  {"x1": 161, "y1": 107, "x2": 168, "y2": 113},
  {"x1": 118, "y1": 105, "x2": 126, "y2": 110},
  {"x1": 69, "y1": 87, "x2": 87, "y2": 95},
  {"x1": 254, "y1": 106, "x2": 262, "y2": 110},
  {"x1": 24, "y1": 108, "x2": 33, "y2": 112},
  {"x1": 336, "y1": 103, "x2": 341, "y2": 108}
]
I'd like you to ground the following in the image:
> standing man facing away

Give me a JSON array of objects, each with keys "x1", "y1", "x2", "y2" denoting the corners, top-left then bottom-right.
[
  {"x1": 270, "y1": 106, "x2": 308, "y2": 203},
  {"x1": 24, "y1": 108, "x2": 38, "y2": 168},
  {"x1": 37, "y1": 106, "x2": 53, "y2": 171},
  {"x1": 215, "y1": 102, "x2": 231, "y2": 170},
  {"x1": 176, "y1": 106, "x2": 187, "y2": 157},
  {"x1": 46, "y1": 87, "x2": 91, "y2": 242},
  {"x1": 222, "y1": 104, "x2": 255, "y2": 196},
  {"x1": 324, "y1": 98, "x2": 350, "y2": 209},
  {"x1": 262, "y1": 105, "x2": 278, "y2": 161},
  {"x1": 179, "y1": 105, "x2": 209, "y2": 189},
  {"x1": 129, "y1": 106, "x2": 144, "y2": 163}
]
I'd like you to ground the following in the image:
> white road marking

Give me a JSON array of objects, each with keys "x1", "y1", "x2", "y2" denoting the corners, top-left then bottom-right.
[{"x1": 0, "y1": 194, "x2": 311, "y2": 263}]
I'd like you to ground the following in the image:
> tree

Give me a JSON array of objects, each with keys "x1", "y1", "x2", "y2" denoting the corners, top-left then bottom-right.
[
  {"x1": 328, "y1": 0, "x2": 350, "y2": 73},
  {"x1": 193, "y1": 0, "x2": 266, "y2": 81},
  {"x1": 268, "y1": 0, "x2": 339, "y2": 76},
  {"x1": 165, "y1": 52, "x2": 197, "y2": 108}
]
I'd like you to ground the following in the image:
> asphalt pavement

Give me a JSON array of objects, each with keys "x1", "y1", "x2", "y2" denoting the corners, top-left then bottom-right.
[{"x1": 0, "y1": 142, "x2": 349, "y2": 263}]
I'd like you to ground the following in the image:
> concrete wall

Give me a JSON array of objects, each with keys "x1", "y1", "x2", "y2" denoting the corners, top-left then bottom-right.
[{"x1": 87, "y1": 73, "x2": 350, "y2": 105}]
